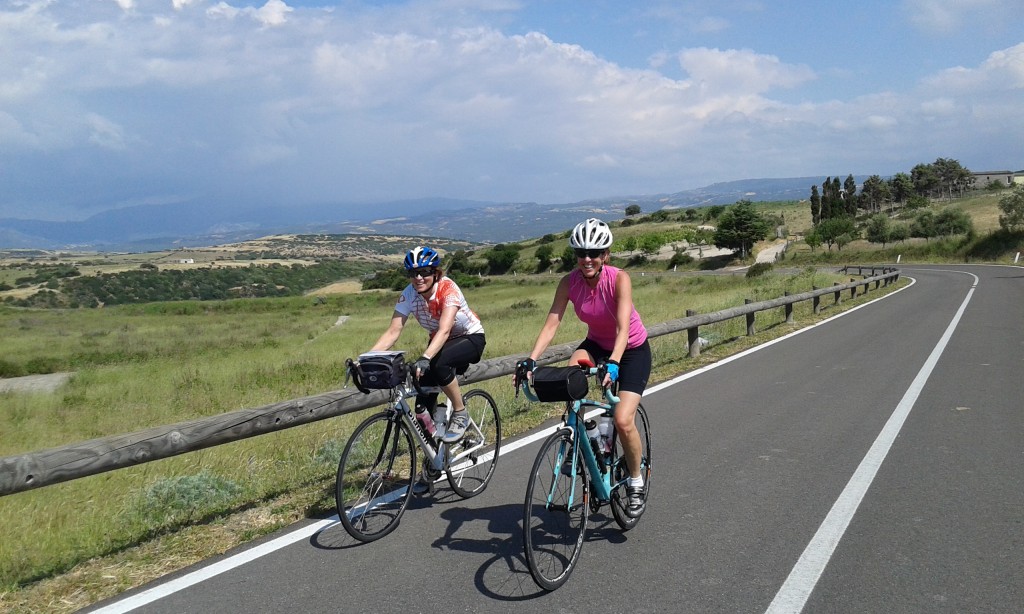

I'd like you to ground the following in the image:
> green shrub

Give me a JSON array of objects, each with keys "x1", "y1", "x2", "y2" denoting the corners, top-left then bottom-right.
[
  {"x1": 745, "y1": 262, "x2": 773, "y2": 278},
  {"x1": 129, "y1": 472, "x2": 242, "y2": 529}
]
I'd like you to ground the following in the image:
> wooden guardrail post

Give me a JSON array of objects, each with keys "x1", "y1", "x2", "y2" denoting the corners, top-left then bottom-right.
[
  {"x1": 686, "y1": 309, "x2": 700, "y2": 357},
  {"x1": 784, "y1": 292, "x2": 794, "y2": 323},
  {"x1": 834, "y1": 282, "x2": 842, "y2": 305},
  {"x1": 812, "y1": 286, "x2": 821, "y2": 314},
  {"x1": 849, "y1": 279, "x2": 857, "y2": 299},
  {"x1": 745, "y1": 299, "x2": 755, "y2": 335}
]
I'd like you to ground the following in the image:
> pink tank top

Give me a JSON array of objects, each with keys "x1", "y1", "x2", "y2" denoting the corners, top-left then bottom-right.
[{"x1": 567, "y1": 265, "x2": 647, "y2": 351}]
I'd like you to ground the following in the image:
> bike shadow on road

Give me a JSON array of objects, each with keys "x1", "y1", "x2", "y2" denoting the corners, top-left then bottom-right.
[{"x1": 429, "y1": 503, "x2": 630, "y2": 601}]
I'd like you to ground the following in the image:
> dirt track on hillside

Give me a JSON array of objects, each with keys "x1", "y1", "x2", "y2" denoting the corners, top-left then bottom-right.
[{"x1": 0, "y1": 372, "x2": 72, "y2": 393}]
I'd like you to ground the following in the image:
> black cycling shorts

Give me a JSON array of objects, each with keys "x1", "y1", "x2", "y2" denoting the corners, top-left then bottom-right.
[{"x1": 576, "y1": 338, "x2": 651, "y2": 395}]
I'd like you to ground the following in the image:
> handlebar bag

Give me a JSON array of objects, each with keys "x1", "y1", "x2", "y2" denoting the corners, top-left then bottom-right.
[
  {"x1": 355, "y1": 351, "x2": 407, "y2": 390},
  {"x1": 532, "y1": 366, "x2": 589, "y2": 402}
]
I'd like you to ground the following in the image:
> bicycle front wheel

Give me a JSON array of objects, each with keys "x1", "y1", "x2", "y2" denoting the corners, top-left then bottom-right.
[
  {"x1": 610, "y1": 403, "x2": 652, "y2": 532},
  {"x1": 446, "y1": 389, "x2": 502, "y2": 498},
  {"x1": 523, "y1": 427, "x2": 589, "y2": 591},
  {"x1": 336, "y1": 412, "x2": 416, "y2": 543}
]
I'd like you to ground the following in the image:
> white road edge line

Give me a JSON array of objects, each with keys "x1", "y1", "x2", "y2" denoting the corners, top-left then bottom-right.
[
  {"x1": 765, "y1": 272, "x2": 978, "y2": 614},
  {"x1": 91, "y1": 276, "x2": 917, "y2": 614}
]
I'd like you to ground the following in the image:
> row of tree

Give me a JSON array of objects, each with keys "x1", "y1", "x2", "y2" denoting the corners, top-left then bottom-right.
[
  {"x1": 810, "y1": 158, "x2": 976, "y2": 224},
  {"x1": 2, "y1": 261, "x2": 368, "y2": 308}
]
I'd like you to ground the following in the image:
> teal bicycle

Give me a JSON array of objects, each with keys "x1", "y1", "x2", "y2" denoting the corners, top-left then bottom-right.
[{"x1": 515, "y1": 360, "x2": 652, "y2": 590}]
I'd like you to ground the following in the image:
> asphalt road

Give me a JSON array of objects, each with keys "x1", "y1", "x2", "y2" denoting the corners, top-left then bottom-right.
[{"x1": 84, "y1": 264, "x2": 1024, "y2": 614}]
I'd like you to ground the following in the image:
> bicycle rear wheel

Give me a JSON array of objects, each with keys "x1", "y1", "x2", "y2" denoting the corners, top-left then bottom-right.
[
  {"x1": 446, "y1": 389, "x2": 501, "y2": 498},
  {"x1": 523, "y1": 427, "x2": 589, "y2": 591},
  {"x1": 609, "y1": 403, "x2": 652, "y2": 531},
  {"x1": 336, "y1": 412, "x2": 416, "y2": 543}
]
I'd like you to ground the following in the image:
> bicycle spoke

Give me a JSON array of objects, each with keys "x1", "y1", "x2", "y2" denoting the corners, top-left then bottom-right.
[
  {"x1": 446, "y1": 389, "x2": 501, "y2": 498},
  {"x1": 336, "y1": 413, "x2": 415, "y2": 542},
  {"x1": 523, "y1": 429, "x2": 589, "y2": 591}
]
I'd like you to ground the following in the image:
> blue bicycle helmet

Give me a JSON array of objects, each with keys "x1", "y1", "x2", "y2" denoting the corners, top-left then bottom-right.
[{"x1": 404, "y1": 246, "x2": 441, "y2": 270}]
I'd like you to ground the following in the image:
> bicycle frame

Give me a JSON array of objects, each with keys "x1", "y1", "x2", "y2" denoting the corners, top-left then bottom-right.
[
  {"x1": 520, "y1": 371, "x2": 622, "y2": 504},
  {"x1": 386, "y1": 382, "x2": 493, "y2": 480},
  {"x1": 390, "y1": 386, "x2": 449, "y2": 474}
]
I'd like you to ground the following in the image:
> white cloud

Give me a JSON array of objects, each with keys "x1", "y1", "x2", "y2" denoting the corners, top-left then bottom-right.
[
  {"x1": 677, "y1": 47, "x2": 816, "y2": 95},
  {"x1": 86, "y1": 114, "x2": 128, "y2": 150},
  {"x1": 904, "y1": 0, "x2": 1018, "y2": 33},
  {"x1": 0, "y1": 0, "x2": 1021, "y2": 219}
]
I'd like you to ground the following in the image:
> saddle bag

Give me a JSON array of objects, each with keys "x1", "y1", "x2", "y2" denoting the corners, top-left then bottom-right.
[
  {"x1": 531, "y1": 365, "x2": 589, "y2": 402},
  {"x1": 354, "y1": 351, "x2": 407, "y2": 391}
]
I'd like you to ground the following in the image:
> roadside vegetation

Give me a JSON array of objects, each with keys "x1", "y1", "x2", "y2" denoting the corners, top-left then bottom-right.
[{"x1": 2, "y1": 165, "x2": 1023, "y2": 611}]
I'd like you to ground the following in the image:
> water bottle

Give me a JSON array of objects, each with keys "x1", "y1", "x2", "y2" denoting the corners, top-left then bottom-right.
[
  {"x1": 415, "y1": 407, "x2": 436, "y2": 437},
  {"x1": 598, "y1": 415, "x2": 614, "y2": 453},
  {"x1": 585, "y1": 419, "x2": 600, "y2": 446},
  {"x1": 584, "y1": 419, "x2": 605, "y2": 471},
  {"x1": 432, "y1": 403, "x2": 448, "y2": 438}
]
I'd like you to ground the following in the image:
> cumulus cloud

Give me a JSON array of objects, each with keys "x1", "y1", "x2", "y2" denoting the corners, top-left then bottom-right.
[
  {"x1": 677, "y1": 47, "x2": 816, "y2": 95},
  {"x1": 0, "y1": 0, "x2": 1020, "y2": 219}
]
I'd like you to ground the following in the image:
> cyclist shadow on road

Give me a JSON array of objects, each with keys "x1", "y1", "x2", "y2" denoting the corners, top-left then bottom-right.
[
  {"x1": 307, "y1": 484, "x2": 474, "y2": 551},
  {"x1": 430, "y1": 503, "x2": 628, "y2": 601}
]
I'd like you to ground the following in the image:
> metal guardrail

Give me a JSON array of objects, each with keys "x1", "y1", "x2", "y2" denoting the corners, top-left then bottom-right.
[{"x1": 0, "y1": 266, "x2": 900, "y2": 497}]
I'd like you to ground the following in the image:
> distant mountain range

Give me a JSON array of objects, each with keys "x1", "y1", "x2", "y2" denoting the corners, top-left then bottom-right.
[{"x1": 0, "y1": 176, "x2": 839, "y2": 251}]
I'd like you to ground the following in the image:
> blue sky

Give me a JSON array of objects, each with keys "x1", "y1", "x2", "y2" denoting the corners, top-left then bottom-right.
[{"x1": 1, "y1": 0, "x2": 1021, "y2": 221}]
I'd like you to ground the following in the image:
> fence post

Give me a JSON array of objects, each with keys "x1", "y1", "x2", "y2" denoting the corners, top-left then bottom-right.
[
  {"x1": 784, "y1": 291, "x2": 794, "y2": 323},
  {"x1": 745, "y1": 298, "x2": 755, "y2": 335},
  {"x1": 834, "y1": 282, "x2": 842, "y2": 305},
  {"x1": 686, "y1": 309, "x2": 700, "y2": 358},
  {"x1": 812, "y1": 286, "x2": 821, "y2": 314},
  {"x1": 849, "y1": 279, "x2": 857, "y2": 299}
]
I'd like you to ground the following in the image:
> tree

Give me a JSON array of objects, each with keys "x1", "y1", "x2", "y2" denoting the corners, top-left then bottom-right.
[
  {"x1": 933, "y1": 157, "x2": 972, "y2": 200},
  {"x1": 910, "y1": 210, "x2": 937, "y2": 240},
  {"x1": 622, "y1": 235, "x2": 638, "y2": 254},
  {"x1": 844, "y1": 174, "x2": 859, "y2": 215},
  {"x1": 810, "y1": 184, "x2": 821, "y2": 225},
  {"x1": 560, "y1": 245, "x2": 577, "y2": 271},
  {"x1": 639, "y1": 234, "x2": 662, "y2": 257},
  {"x1": 998, "y1": 185, "x2": 1024, "y2": 232},
  {"x1": 861, "y1": 175, "x2": 891, "y2": 214},
  {"x1": 911, "y1": 163, "x2": 939, "y2": 198},
  {"x1": 816, "y1": 217, "x2": 856, "y2": 251},
  {"x1": 711, "y1": 200, "x2": 771, "y2": 259},
  {"x1": 804, "y1": 230, "x2": 822, "y2": 252},
  {"x1": 535, "y1": 244, "x2": 554, "y2": 271},
  {"x1": 933, "y1": 207, "x2": 973, "y2": 238},
  {"x1": 624, "y1": 204, "x2": 642, "y2": 216},
  {"x1": 890, "y1": 224, "x2": 909, "y2": 243},
  {"x1": 704, "y1": 205, "x2": 726, "y2": 220},
  {"x1": 865, "y1": 213, "x2": 893, "y2": 247},
  {"x1": 835, "y1": 233, "x2": 855, "y2": 251},
  {"x1": 485, "y1": 244, "x2": 519, "y2": 274},
  {"x1": 888, "y1": 173, "x2": 914, "y2": 208}
]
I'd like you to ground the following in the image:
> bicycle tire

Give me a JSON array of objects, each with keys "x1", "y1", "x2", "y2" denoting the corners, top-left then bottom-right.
[
  {"x1": 336, "y1": 412, "x2": 416, "y2": 543},
  {"x1": 523, "y1": 427, "x2": 590, "y2": 591},
  {"x1": 609, "y1": 403, "x2": 652, "y2": 531},
  {"x1": 446, "y1": 389, "x2": 501, "y2": 498}
]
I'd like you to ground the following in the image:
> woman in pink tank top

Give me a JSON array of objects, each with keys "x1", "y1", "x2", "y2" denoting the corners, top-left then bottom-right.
[{"x1": 518, "y1": 218, "x2": 651, "y2": 518}]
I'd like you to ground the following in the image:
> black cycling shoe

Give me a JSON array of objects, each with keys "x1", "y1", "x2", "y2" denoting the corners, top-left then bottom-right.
[{"x1": 625, "y1": 484, "x2": 646, "y2": 518}]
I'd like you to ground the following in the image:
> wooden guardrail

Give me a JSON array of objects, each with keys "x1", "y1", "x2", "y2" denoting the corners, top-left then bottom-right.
[{"x1": 0, "y1": 266, "x2": 899, "y2": 497}]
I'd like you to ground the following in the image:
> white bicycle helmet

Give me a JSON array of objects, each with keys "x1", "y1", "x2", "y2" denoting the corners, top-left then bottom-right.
[{"x1": 569, "y1": 218, "x2": 613, "y2": 250}]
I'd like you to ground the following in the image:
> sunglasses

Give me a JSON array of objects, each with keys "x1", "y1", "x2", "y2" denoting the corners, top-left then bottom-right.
[
  {"x1": 574, "y1": 248, "x2": 605, "y2": 259},
  {"x1": 407, "y1": 267, "x2": 437, "y2": 279}
]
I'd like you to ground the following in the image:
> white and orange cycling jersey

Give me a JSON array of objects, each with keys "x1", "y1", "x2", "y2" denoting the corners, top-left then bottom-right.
[{"x1": 395, "y1": 276, "x2": 484, "y2": 338}]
